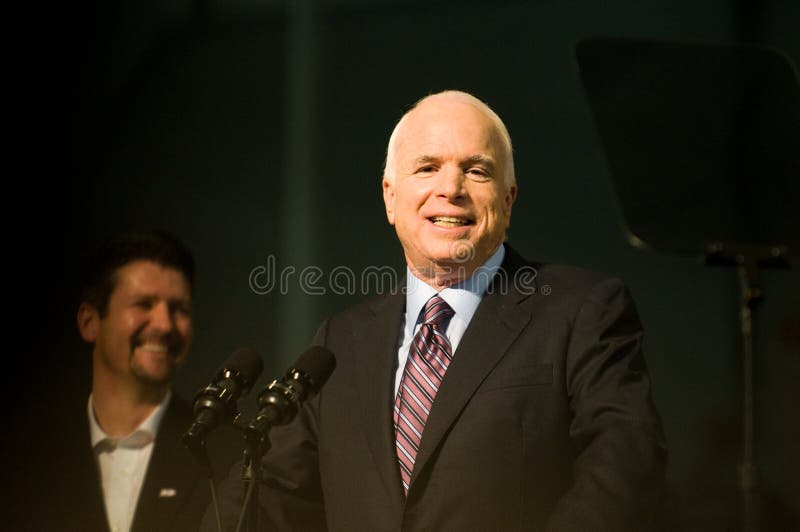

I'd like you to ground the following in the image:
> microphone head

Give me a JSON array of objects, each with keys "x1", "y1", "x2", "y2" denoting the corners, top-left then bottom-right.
[
  {"x1": 219, "y1": 347, "x2": 264, "y2": 388},
  {"x1": 288, "y1": 346, "x2": 336, "y2": 394}
]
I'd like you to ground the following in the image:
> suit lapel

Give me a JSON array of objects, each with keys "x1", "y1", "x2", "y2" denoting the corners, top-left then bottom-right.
[
  {"x1": 353, "y1": 292, "x2": 406, "y2": 504},
  {"x1": 132, "y1": 398, "x2": 198, "y2": 532},
  {"x1": 410, "y1": 249, "x2": 535, "y2": 487},
  {"x1": 78, "y1": 421, "x2": 113, "y2": 532}
]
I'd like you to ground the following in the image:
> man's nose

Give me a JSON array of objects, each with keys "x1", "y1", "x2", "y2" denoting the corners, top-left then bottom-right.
[
  {"x1": 436, "y1": 165, "x2": 466, "y2": 200},
  {"x1": 149, "y1": 301, "x2": 176, "y2": 332}
]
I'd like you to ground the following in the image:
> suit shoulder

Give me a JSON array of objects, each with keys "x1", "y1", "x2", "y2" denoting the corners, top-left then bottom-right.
[
  {"x1": 509, "y1": 255, "x2": 635, "y2": 309},
  {"x1": 167, "y1": 393, "x2": 193, "y2": 416},
  {"x1": 312, "y1": 291, "x2": 403, "y2": 348},
  {"x1": 157, "y1": 393, "x2": 195, "y2": 431},
  {"x1": 323, "y1": 291, "x2": 402, "y2": 328},
  {"x1": 534, "y1": 263, "x2": 619, "y2": 291},
  {"x1": 525, "y1": 262, "x2": 642, "y2": 332},
  {"x1": 505, "y1": 245, "x2": 627, "y2": 298}
]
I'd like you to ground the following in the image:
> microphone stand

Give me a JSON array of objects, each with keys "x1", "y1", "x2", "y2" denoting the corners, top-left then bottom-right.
[
  {"x1": 184, "y1": 437, "x2": 224, "y2": 532},
  {"x1": 233, "y1": 418, "x2": 272, "y2": 532},
  {"x1": 705, "y1": 242, "x2": 790, "y2": 532},
  {"x1": 229, "y1": 357, "x2": 334, "y2": 531},
  {"x1": 236, "y1": 369, "x2": 308, "y2": 530}
]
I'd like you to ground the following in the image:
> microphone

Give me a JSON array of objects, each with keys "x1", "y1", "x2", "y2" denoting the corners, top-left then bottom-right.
[
  {"x1": 183, "y1": 347, "x2": 264, "y2": 450},
  {"x1": 246, "y1": 346, "x2": 336, "y2": 442}
]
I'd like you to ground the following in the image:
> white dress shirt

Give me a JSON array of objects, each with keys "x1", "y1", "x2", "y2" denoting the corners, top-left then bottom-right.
[
  {"x1": 394, "y1": 244, "x2": 506, "y2": 395},
  {"x1": 88, "y1": 391, "x2": 171, "y2": 532}
]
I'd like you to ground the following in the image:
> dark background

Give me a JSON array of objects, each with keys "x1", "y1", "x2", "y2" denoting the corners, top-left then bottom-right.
[{"x1": 5, "y1": 0, "x2": 799, "y2": 529}]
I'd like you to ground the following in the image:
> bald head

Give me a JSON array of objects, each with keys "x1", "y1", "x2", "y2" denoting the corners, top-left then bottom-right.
[{"x1": 383, "y1": 91, "x2": 515, "y2": 188}]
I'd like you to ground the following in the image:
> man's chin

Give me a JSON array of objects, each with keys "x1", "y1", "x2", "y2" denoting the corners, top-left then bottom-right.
[
  {"x1": 130, "y1": 359, "x2": 180, "y2": 387},
  {"x1": 134, "y1": 371, "x2": 174, "y2": 387}
]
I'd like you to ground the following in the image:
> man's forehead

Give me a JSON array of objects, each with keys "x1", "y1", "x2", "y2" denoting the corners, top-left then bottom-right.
[
  {"x1": 112, "y1": 260, "x2": 191, "y2": 296},
  {"x1": 396, "y1": 102, "x2": 501, "y2": 155},
  {"x1": 407, "y1": 97, "x2": 494, "y2": 127}
]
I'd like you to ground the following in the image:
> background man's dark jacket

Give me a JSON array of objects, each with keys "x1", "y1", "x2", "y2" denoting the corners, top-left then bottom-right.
[{"x1": 11, "y1": 395, "x2": 240, "y2": 532}]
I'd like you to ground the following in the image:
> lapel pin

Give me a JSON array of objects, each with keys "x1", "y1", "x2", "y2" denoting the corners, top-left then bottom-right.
[{"x1": 158, "y1": 488, "x2": 177, "y2": 498}]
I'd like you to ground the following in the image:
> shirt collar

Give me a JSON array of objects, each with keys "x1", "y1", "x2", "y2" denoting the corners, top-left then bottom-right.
[
  {"x1": 88, "y1": 390, "x2": 172, "y2": 450},
  {"x1": 405, "y1": 244, "x2": 506, "y2": 330}
]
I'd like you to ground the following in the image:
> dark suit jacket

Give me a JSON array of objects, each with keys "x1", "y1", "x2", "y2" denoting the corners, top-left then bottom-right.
[
  {"x1": 14, "y1": 395, "x2": 239, "y2": 532},
  {"x1": 211, "y1": 247, "x2": 667, "y2": 531}
]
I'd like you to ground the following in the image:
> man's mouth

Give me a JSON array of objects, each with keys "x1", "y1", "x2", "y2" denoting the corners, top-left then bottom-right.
[
  {"x1": 133, "y1": 335, "x2": 179, "y2": 356},
  {"x1": 138, "y1": 342, "x2": 169, "y2": 353},
  {"x1": 429, "y1": 216, "x2": 473, "y2": 228}
]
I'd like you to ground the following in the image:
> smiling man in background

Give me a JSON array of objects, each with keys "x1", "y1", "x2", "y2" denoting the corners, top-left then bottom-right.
[
  {"x1": 14, "y1": 230, "x2": 237, "y2": 532},
  {"x1": 76, "y1": 230, "x2": 194, "y2": 532}
]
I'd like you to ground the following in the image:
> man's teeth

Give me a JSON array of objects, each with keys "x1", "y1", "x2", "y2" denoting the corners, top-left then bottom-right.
[
  {"x1": 431, "y1": 216, "x2": 469, "y2": 227},
  {"x1": 139, "y1": 343, "x2": 168, "y2": 353}
]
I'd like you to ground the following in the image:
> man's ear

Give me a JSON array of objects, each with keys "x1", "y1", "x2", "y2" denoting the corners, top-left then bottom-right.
[
  {"x1": 506, "y1": 184, "x2": 517, "y2": 209},
  {"x1": 382, "y1": 178, "x2": 396, "y2": 225},
  {"x1": 503, "y1": 184, "x2": 517, "y2": 223},
  {"x1": 77, "y1": 302, "x2": 100, "y2": 343}
]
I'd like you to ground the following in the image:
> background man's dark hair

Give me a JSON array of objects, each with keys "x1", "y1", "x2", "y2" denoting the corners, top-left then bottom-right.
[{"x1": 81, "y1": 229, "x2": 195, "y2": 317}]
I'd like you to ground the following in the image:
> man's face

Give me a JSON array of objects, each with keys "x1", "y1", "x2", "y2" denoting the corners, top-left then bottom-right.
[
  {"x1": 81, "y1": 260, "x2": 192, "y2": 387},
  {"x1": 383, "y1": 97, "x2": 516, "y2": 281}
]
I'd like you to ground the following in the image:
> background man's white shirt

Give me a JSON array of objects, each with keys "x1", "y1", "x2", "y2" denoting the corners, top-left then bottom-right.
[{"x1": 88, "y1": 392, "x2": 170, "y2": 532}]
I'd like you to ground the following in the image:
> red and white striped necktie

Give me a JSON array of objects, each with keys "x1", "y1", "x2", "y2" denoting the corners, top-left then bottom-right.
[{"x1": 393, "y1": 294, "x2": 455, "y2": 495}]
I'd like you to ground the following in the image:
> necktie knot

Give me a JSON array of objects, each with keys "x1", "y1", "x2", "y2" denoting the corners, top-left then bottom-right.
[{"x1": 421, "y1": 295, "x2": 454, "y2": 326}]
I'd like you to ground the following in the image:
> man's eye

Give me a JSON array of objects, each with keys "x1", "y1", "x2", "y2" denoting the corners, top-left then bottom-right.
[
  {"x1": 134, "y1": 300, "x2": 153, "y2": 310},
  {"x1": 173, "y1": 304, "x2": 192, "y2": 318},
  {"x1": 467, "y1": 168, "x2": 490, "y2": 178},
  {"x1": 416, "y1": 166, "x2": 436, "y2": 174}
]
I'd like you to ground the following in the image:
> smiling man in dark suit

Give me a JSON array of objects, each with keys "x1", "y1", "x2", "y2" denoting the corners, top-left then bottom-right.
[
  {"x1": 15, "y1": 230, "x2": 237, "y2": 532},
  {"x1": 210, "y1": 90, "x2": 667, "y2": 531}
]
